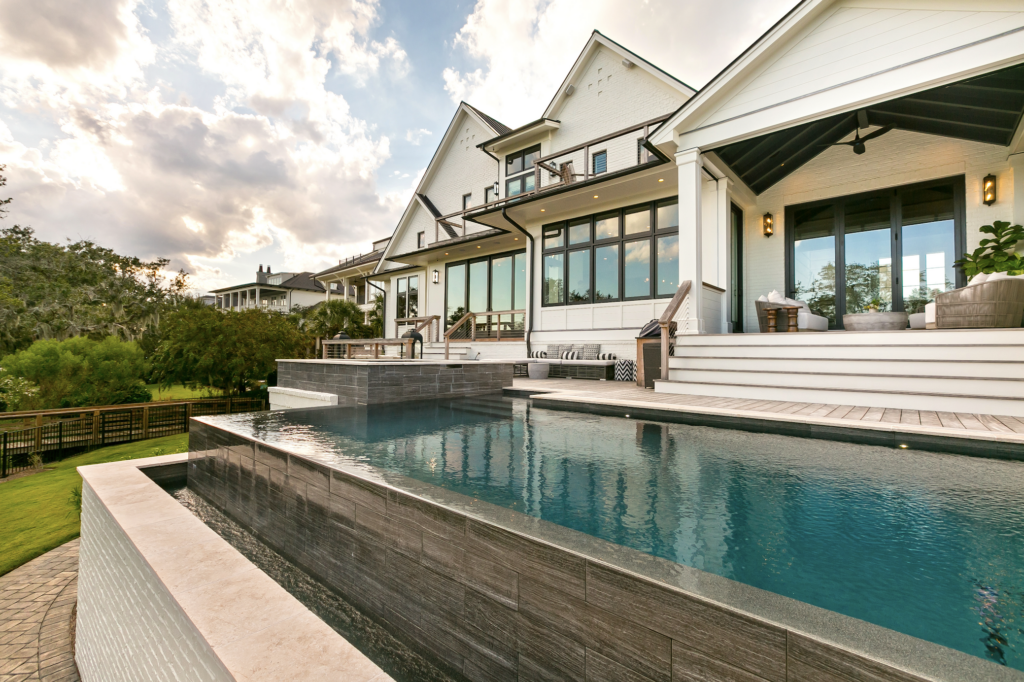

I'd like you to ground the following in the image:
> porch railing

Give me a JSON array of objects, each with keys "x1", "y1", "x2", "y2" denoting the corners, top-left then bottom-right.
[
  {"x1": 394, "y1": 315, "x2": 441, "y2": 342},
  {"x1": 444, "y1": 309, "x2": 525, "y2": 359},
  {"x1": 658, "y1": 280, "x2": 693, "y2": 381},
  {"x1": 432, "y1": 115, "x2": 670, "y2": 243},
  {"x1": 0, "y1": 397, "x2": 265, "y2": 479}
]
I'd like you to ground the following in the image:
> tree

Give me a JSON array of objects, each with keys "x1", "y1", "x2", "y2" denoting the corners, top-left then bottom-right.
[
  {"x1": 367, "y1": 294, "x2": 384, "y2": 338},
  {"x1": 152, "y1": 307, "x2": 306, "y2": 395},
  {"x1": 291, "y1": 299, "x2": 371, "y2": 354},
  {"x1": 0, "y1": 336, "x2": 151, "y2": 410}
]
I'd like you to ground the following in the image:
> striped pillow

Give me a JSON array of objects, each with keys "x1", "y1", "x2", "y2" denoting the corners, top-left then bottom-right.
[
  {"x1": 560, "y1": 350, "x2": 579, "y2": 360},
  {"x1": 529, "y1": 350, "x2": 547, "y2": 359},
  {"x1": 598, "y1": 352, "x2": 617, "y2": 360}
]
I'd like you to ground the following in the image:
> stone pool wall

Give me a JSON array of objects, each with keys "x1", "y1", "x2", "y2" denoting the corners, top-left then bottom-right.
[
  {"x1": 277, "y1": 360, "x2": 513, "y2": 407},
  {"x1": 187, "y1": 419, "x2": 1013, "y2": 682}
]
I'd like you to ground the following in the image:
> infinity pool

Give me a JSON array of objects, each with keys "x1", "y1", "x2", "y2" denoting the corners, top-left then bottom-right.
[{"x1": 213, "y1": 396, "x2": 1024, "y2": 669}]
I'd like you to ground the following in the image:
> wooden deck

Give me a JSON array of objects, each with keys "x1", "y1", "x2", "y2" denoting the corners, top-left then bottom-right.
[{"x1": 510, "y1": 378, "x2": 1024, "y2": 443}]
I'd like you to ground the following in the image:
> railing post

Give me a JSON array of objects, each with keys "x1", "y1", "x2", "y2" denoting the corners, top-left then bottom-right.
[
  {"x1": 583, "y1": 145, "x2": 589, "y2": 182},
  {"x1": 227, "y1": 397, "x2": 233, "y2": 414},
  {"x1": 471, "y1": 314, "x2": 476, "y2": 341},
  {"x1": 496, "y1": 315, "x2": 502, "y2": 341},
  {"x1": 2, "y1": 432, "x2": 7, "y2": 478},
  {"x1": 92, "y1": 411, "x2": 100, "y2": 447},
  {"x1": 58, "y1": 421, "x2": 64, "y2": 459},
  {"x1": 142, "y1": 407, "x2": 150, "y2": 440},
  {"x1": 34, "y1": 414, "x2": 42, "y2": 454},
  {"x1": 186, "y1": 403, "x2": 193, "y2": 433},
  {"x1": 660, "y1": 323, "x2": 671, "y2": 382},
  {"x1": 445, "y1": 336, "x2": 450, "y2": 360}
]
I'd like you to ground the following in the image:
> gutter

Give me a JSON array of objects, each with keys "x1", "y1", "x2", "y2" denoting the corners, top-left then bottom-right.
[{"x1": 501, "y1": 208, "x2": 534, "y2": 356}]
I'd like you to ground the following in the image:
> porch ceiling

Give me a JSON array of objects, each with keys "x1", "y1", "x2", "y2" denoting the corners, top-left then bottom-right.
[{"x1": 713, "y1": 62, "x2": 1024, "y2": 195}]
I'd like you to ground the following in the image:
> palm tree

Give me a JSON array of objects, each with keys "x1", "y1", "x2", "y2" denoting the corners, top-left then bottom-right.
[
  {"x1": 293, "y1": 299, "x2": 372, "y2": 355},
  {"x1": 367, "y1": 294, "x2": 384, "y2": 338}
]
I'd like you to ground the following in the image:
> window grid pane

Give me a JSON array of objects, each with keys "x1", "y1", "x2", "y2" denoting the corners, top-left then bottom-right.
[
  {"x1": 595, "y1": 212, "x2": 620, "y2": 241},
  {"x1": 568, "y1": 249, "x2": 591, "y2": 303},
  {"x1": 624, "y1": 207, "x2": 651, "y2": 235},
  {"x1": 595, "y1": 244, "x2": 619, "y2": 302},
  {"x1": 656, "y1": 235, "x2": 679, "y2": 297},
  {"x1": 624, "y1": 240, "x2": 651, "y2": 298},
  {"x1": 543, "y1": 254, "x2": 564, "y2": 305}
]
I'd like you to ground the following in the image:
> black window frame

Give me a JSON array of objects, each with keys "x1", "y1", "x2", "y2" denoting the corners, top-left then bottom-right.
[
  {"x1": 416, "y1": 231, "x2": 425, "y2": 249},
  {"x1": 592, "y1": 149, "x2": 608, "y2": 175},
  {"x1": 445, "y1": 248, "x2": 528, "y2": 334},
  {"x1": 395, "y1": 274, "x2": 420, "y2": 318},
  {"x1": 541, "y1": 197, "x2": 679, "y2": 307},
  {"x1": 784, "y1": 175, "x2": 966, "y2": 328},
  {"x1": 505, "y1": 144, "x2": 541, "y2": 197},
  {"x1": 484, "y1": 185, "x2": 495, "y2": 204}
]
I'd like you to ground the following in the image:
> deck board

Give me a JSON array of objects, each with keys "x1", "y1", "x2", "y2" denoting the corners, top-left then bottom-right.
[{"x1": 509, "y1": 378, "x2": 1024, "y2": 447}]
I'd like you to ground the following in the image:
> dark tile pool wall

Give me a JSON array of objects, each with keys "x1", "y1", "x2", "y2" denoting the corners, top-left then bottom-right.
[
  {"x1": 277, "y1": 361, "x2": 513, "y2": 406},
  {"x1": 188, "y1": 420, "x2": 930, "y2": 682}
]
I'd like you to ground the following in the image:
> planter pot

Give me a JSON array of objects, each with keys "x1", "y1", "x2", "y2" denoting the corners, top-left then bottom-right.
[
  {"x1": 908, "y1": 312, "x2": 927, "y2": 329},
  {"x1": 842, "y1": 311, "x2": 909, "y2": 331},
  {"x1": 527, "y1": 362, "x2": 550, "y2": 379}
]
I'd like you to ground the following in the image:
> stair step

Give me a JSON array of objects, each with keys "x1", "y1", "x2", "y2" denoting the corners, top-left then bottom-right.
[
  {"x1": 672, "y1": 345, "x2": 1024, "y2": 361},
  {"x1": 669, "y1": 356, "x2": 1024, "y2": 379},
  {"x1": 665, "y1": 368, "x2": 1024, "y2": 398},
  {"x1": 654, "y1": 381, "x2": 1024, "y2": 418}
]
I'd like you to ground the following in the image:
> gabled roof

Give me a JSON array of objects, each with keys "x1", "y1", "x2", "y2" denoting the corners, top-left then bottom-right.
[
  {"x1": 543, "y1": 30, "x2": 696, "y2": 120},
  {"x1": 313, "y1": 249, "x2": 386, "y2": 279},
  {"x1": 210, "y1": 272, "x2": 324, "y2": 294},
  {"x1": 376, "y1": 101, "x2": 506, "y2": 271}
]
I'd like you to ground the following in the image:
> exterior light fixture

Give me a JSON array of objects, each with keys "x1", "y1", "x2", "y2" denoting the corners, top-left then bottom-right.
[
  {"x1": 593, "y1": 195, "x2": 599, "y2": 199},
  {"x1": 432, "y1": 269, "x2": 439, "y2": 284},
  {"x1": 492, "y1": 181, "x2": 499, "y2": 198},
  {"x1": 762, "y1": 212, "x2": 774, "y2": 237},
  {"x1": 658, "y1": 178, "x2": 664, "y2": 182},
  {"x1": 477, "y1": 245, "x2": 481, "y2": 248},
  {"x1": 540, "y1": 209, "x2": 545, "y2": 212},
  {"x1": 983, "y1": 174, "x2": 997, "y2": 205}
]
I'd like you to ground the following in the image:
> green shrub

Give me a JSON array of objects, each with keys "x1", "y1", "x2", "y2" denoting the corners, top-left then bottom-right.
[{"x1": 0, "y1": 336, "x2": 150, "y2": 409}]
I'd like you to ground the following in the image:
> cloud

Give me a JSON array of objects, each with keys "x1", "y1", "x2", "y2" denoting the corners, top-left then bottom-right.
[
  {"x1": 0, "y1": 0, "x2": 409, "y2": 293},
  {"x1": 443, "y1": 0, "x2": 798, "y2": 126},
  {"x1": 405, "y1": 128, "x2": 432, "y2": 145}
]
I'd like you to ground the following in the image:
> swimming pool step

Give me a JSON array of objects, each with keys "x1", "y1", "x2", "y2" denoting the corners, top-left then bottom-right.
[
  {"x1": 654, "y1": 379, "x2": 1024, "y2": 418},
  {"x1": 671, "y1": 356, "x2": 1024, "y2": 379}
]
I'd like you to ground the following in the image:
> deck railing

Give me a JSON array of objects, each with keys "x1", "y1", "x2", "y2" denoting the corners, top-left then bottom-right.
[
  {"x1": 444, "y1": 309, "x2": 525, "y2": 359},
  {"x1": 394, "y1": 315, "x2": 441, "y2": 342},
  {"x1": 0, "y1": 396, "x2": 265, "y2": 479},
  {"x1": 658, "y1": 280, "x2": 693, "y2": 381},
  {"x1": 431, "y1": 115, "x2": 670, "y2": 243}
]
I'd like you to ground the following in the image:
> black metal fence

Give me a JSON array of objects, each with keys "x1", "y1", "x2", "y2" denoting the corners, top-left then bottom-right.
[{"x1": 0, "y1": 397, "x2": 265, "y2": 478}]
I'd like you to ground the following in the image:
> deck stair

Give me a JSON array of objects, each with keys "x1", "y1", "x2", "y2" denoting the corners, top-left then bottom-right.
[
  {"x1": 658, "y1": 328, "x2": 1024, "y2": 417},
  {"x1": 420, "y1": 341, "x2": 470, "y2": 361}
]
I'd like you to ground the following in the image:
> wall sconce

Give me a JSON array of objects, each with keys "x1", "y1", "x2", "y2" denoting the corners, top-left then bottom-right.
[
  {"x1": 432, "y1": 269, "x2": 439, "y2": 284},
  {"x1": 983, "y1": 174, "x2": 997, "y2": 206},
  {"x1": 762, "y1": 212, "x2": 774, "y2": 237}
]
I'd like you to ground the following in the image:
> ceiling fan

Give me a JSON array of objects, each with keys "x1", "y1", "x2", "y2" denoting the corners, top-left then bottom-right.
[{"x1": 829, "y1": 120, "x2": 895, "y2": 155}]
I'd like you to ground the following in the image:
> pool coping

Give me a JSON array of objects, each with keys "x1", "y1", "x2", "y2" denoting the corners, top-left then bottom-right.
[
  {"x1": 507, "y1": 388, "x2": 1024, "y2": 460},
  {"x1": 76, "y1": 453, "x2": 392, "y2": 682},
  {"x1": 194, "y1": 412, "x2": 1024, "y2": 682}
]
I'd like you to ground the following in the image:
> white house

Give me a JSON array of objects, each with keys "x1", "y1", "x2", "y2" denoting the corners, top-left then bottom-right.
[
  {"x1": 211, "y1": 266, "x2": 325, "y2": 313},
  {"x1": 314, "y1": 237, "x2": 391, "y2": 325},
  {"x1": 368, "y1": 12, "x2": 1024, "y2": 414}
]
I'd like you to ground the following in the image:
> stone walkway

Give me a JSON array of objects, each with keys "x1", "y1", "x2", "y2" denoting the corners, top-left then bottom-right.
[{"x1": 0, "y1": 540, "x2": 80, "y2": 682}]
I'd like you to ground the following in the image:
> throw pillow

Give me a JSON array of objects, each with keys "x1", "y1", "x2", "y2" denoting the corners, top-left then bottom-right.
[
  {"x1": 529, "y1": 350, "x2": 547, "y2": 359},
  {"x1": 580, "y1": 344, "x2": 599, "y2": 360},
  {"x1": 757, "y1": 294, "x2": 768, "y2": 302},
  {"x1": 969, "y1": 272, "x2": 990, "y2": 286},
  {"x1": 546, "y1": 345, "x2": 565, "y2": 358},
  {"x1": 988, "y1": 271, "x2": 1011, "y2": 282},
  {"x1": 561, "y1": 350, "x2": 579, "y2": 360},
  {"x1": 598, "y1": 352, "x2": 617, "y2": 360},
  {"x1": 767, "y1": 290, "x2": 786, "y2": 304}
]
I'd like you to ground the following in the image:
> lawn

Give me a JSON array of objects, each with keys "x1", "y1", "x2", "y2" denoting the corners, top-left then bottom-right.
[
  {"x1": 147, "y1": 383, "x2": 218, "y2": 401},
  {"x1": 0, "y1": 433, "x2": 189, "y2": 576}
]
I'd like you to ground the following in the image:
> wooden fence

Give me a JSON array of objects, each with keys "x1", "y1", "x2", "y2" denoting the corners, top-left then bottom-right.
[{"x1": 0, "y1": 397, "x2": 265, "y2": 479}]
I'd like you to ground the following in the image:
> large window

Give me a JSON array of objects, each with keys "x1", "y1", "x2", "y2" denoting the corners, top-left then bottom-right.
[
  {"x1": 395, "y1": 275, "x2": 419, "y2": 318},
  {"x1": 542, "y1": 198, "x2": 679, "y2": 307},
  {"x1": 505, "y1": 144, "x2": 540, "y2": 197},
  {"x1": 786, "y1": 177, "x2": 964, "y2": 329},
  {"x1": 446, "y1": 249, "x2": 527, "y2": 336}
]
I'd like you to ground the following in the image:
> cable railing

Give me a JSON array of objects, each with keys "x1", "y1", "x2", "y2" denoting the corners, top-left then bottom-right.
[
  {"x1": 0, "y1": 396, "x2": 265, "y2": 478},
  {"x1": 444, "y1": 309, "x2": 525, "y2": 359}
]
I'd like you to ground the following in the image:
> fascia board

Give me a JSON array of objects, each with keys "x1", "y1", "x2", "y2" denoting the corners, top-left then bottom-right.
[
  {"x1": 649, "y1": 0, "x2": 827, "y2": 147},
  {"x1": 676, "y1": 37, "x2": 1024, "y2": 152}
]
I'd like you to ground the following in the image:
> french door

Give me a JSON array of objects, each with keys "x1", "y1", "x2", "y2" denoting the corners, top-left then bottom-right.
[
  {"x1": 785, "y1": 177, "x2": 965, "y2": 329},
  {"x1": 445, "y1": 250, "x2": 527, "y2": 337}
]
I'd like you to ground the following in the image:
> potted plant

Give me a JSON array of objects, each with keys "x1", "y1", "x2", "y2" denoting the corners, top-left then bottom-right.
[
  {"x1": 866, "y1": 297, "x2": 881, "y2": 313},
  {"x1": 954, "y1": 221, "x2": 1024, "y2": 277}
]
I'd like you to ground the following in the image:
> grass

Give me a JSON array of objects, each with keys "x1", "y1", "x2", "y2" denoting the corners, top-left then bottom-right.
[
  {"x1": 0, "y1": 433, "x2": 189, "y2": 577},
  {"x1": 147, "y1": 383, "x2": 218, "y2": 401}
]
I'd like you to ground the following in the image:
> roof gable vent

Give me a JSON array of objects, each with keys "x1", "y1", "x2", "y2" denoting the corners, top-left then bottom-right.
[{"x1": 564, "y1": 84, "x2": 575, "y2": 96}]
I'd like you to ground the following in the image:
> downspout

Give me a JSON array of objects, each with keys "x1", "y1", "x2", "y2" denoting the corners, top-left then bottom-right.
[{"x1": 501, "y1": 208, "x2": 534, "y2": 355}]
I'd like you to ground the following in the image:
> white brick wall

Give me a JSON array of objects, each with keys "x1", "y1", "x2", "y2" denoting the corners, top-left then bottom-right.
[
  {"x1": 76, "y1": 481, "x2": 233, "y2": 682},
  {"x1": 736, "y1": 128, "x2": 1016, "y2": 331},
  {"x1": 420, "y1": 110, "x2": 499, "y2": 231}
]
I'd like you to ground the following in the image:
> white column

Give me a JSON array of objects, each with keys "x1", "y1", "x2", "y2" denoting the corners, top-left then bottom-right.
[
  {"x1": 676, "y1": 148, "x2": 704, "y2": 334},
  {"x1": 1010, "y1": 153, "x2": 1024, "y2": 228},
  {"x1": 717, "y1": 177, "x2": 730, "y2": 334}
]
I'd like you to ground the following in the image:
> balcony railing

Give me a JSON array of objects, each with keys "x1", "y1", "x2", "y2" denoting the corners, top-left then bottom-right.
[{"x1": 432, "y1": 115, "x2": 670, "y2": 243}]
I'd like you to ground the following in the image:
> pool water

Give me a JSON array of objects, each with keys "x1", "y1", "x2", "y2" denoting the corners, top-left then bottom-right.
[{"x1": 210, "y1": 396, "x2": 1024, "y2": 669}]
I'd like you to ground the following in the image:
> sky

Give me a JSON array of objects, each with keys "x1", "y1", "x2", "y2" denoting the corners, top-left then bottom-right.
[{"x1": 0, "y1": 0, "x2": 797, "y2": 294}]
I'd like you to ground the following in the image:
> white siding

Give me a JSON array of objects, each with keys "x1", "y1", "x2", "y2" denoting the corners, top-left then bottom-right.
[
  {"x1": 699, "y1": 4, "x2": 1024, "y2": 129},
  {"x1": 737, "y1": 128, "x2": 1015, "y2": 331},
  {"x1": 420, "y1": 111, "x2": 499, "y2": 223}
]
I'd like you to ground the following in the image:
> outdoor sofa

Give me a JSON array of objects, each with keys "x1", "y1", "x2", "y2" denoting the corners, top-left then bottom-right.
[
  {"x1": 526, "y1": 344, "x2": 619, "y2": 380},
  {"x1": 924, "y1": 272, "x2": 1024, "y2": 329},
  {"x1": 754, "y1": 291, "x2": 829, "y2": 332}
]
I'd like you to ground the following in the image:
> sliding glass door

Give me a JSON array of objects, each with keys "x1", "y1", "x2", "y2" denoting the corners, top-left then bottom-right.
[
  {"x1": 786, "y1": 177, "x2": 964, "y2": 329},
  {"x1": 446, "y1": 249, "x2": 527, "y2": 337}
]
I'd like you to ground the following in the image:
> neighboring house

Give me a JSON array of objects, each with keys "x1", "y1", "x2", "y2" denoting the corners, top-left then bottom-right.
[
  {"x1": 314, "y1": 238, "x2": 391, "y2": 324},
  {"x1": 211, "y1": 265, "x2": 325, "y2": 313},
  {"x1": 366, "y1": 13, "x2": 1024, "y2": 415}
]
